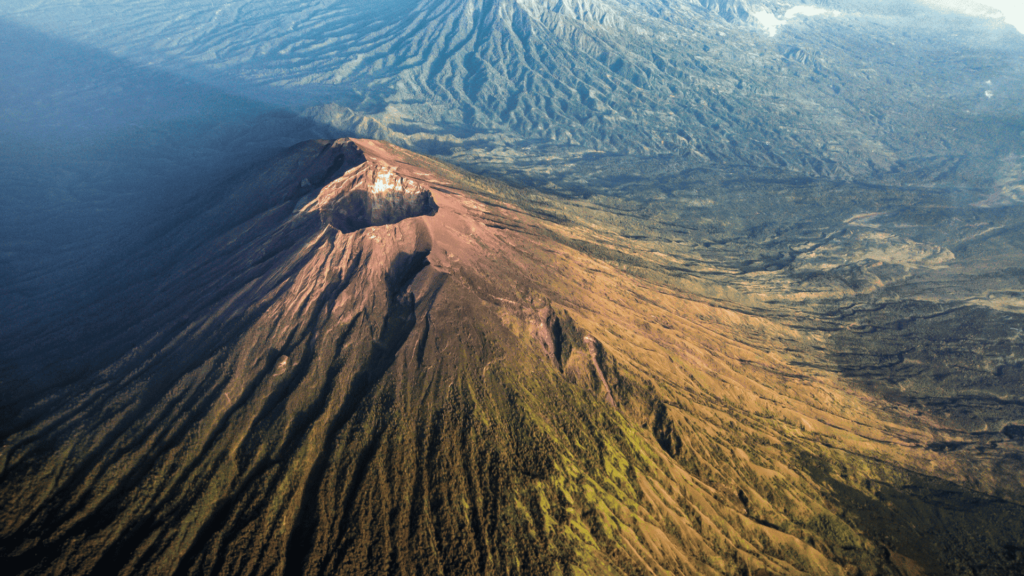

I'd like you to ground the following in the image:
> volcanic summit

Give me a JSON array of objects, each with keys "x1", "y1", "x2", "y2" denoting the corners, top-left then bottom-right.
[{"x1": 4, "y1": 138, "x2": 1021, "y2": 575}]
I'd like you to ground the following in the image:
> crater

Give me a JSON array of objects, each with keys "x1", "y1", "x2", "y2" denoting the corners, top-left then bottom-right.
[{"x1": 319, "y1": 161, "x2": 438, "y2": 233}]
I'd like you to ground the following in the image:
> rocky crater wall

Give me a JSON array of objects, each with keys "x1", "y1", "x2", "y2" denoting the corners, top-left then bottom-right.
[{"x1": 319, "y1": 161, "x2": 438, "y2": 233}]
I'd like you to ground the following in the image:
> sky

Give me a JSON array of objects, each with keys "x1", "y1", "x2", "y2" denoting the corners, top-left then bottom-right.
[{"x1": 978, "y1": 0, "x2": 1024, "y2": 32}]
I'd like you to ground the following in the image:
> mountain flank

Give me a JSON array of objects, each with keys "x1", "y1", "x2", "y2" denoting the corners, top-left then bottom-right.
[{"x1": 3, "y1": 138, "x2": 1023, "y2": 575}]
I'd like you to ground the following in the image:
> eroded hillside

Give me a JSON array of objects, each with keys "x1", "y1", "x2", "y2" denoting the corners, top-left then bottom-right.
[
  {"x1": 2, "y1": 139, "x2": 1022, "y2": 575},
  {"x1": 5, "y1": 0, "x2": 1022, "y2": 179}
]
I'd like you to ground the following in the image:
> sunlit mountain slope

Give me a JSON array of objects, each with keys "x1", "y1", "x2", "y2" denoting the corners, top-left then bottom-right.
[{"x1": 6, "y1": 139, "x2": 1017, "y2": 575}]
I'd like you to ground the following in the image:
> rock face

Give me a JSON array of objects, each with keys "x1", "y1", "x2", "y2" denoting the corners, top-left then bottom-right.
[{"x1": 319, "y1": 161, "x2": 438, "y2": 233}]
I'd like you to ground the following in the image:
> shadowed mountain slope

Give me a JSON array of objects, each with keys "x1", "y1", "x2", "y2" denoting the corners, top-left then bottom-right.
[{"x1": 3, "y1": 139, "x2": 1022, "y2": 575}]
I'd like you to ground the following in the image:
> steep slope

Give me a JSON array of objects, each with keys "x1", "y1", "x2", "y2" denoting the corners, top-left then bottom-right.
[{"x1": 3, "y1": 139, "x2": 1020, "y2": 575}]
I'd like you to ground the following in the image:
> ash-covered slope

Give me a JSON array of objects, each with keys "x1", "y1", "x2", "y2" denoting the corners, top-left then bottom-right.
[{"x1": 3, "y1": 138, "x2": 1004, "y2": 575}]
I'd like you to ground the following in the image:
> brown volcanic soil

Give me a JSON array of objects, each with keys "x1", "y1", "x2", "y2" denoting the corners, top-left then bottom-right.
[{"x1": 1, "y1": 139, "x2": 1022, "y2": 575}]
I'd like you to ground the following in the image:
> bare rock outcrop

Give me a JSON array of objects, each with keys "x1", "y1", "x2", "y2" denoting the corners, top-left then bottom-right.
[{"x1": 319, "y1": 161, "x2": 438, "y2": 233}]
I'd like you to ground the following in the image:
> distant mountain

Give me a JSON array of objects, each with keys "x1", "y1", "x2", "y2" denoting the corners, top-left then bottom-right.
[
  {"x1": 284, "y1": 0, "x2": 1022, "y2": 178},
  {"x1": 6, "y1": 0, "x2": 1021, "y2": 178}
]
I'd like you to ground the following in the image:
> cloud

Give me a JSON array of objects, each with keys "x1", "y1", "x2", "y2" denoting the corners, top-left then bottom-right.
[{"x1": 921, "y1": 0, "x2": 1024, "y2": 34}]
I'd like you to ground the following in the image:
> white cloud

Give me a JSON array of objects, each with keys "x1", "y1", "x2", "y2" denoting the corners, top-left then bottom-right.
[
  {"x1": 920, "y1": 0, "x2": 1024, "y2": 34},
  {"x1": 752, "y1": 5, "x2": 839, "y2": 37},
  {"x1": 752, "y1": 9, "x2": 786, "y2": 37},
  {"x1": 784, "y1": 6, "x2": 839, "y2": 19},
  {"x1": 975, "y1": 0, "x2": 1024, "y2": 33}
]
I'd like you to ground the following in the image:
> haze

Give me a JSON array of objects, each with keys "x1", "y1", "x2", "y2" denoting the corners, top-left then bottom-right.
[{"x1": 931, "y1": 0, "x2": 1024, "y2": 33}]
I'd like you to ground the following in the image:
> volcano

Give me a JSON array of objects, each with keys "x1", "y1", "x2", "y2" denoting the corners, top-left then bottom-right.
[{"x1": 3, "y1": 138, "x2": 1022, "y2": 575}]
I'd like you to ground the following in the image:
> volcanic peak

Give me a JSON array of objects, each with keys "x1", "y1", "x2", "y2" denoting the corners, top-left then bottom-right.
[{"x1": 317, "y1": 157, "x2": 439, "y2": 233}]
